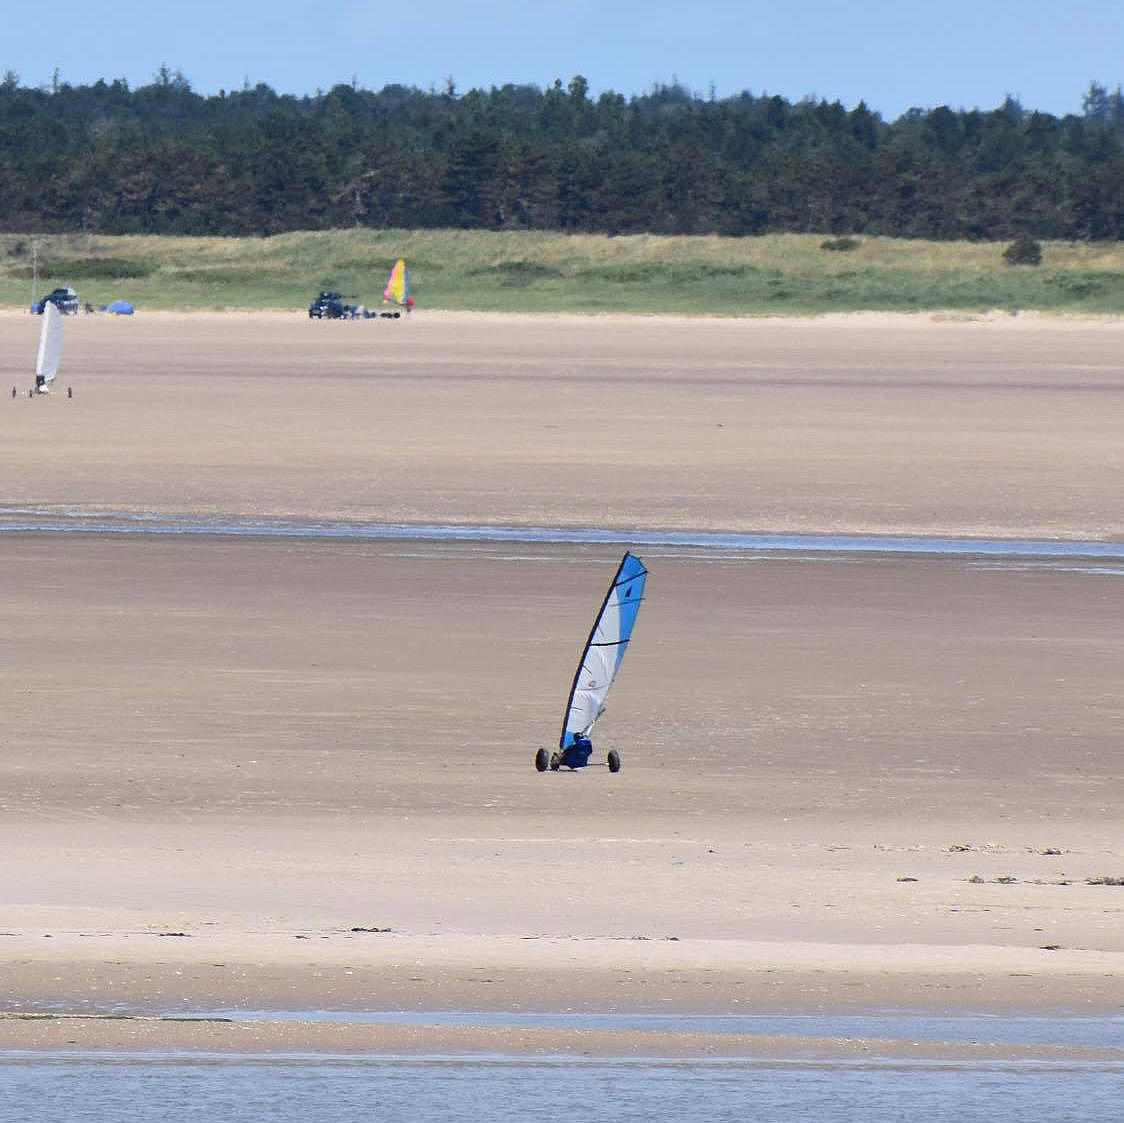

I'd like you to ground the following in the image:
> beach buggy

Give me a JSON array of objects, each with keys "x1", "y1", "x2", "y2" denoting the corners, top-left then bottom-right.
[{"x1": 535, "y1": 551, "x2": 648, "y2": 774}]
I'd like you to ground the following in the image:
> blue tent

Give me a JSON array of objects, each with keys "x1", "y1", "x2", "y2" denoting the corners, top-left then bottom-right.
[{"x1": 106, "y1": 300, "x2": 135, "y2": 315}]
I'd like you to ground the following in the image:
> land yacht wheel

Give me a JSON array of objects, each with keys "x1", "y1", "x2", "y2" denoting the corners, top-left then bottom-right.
[
  {"x1": 607, "y1": 750, "x2": 621, "y2": 773},
  {"x1": 535, "y1": 747, "x2": 549, "y2": 772}
]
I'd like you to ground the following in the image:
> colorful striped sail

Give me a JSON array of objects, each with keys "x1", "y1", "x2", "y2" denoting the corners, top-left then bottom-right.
[{"x1": 383, "y1": 259, "x2": 409, "y2": 305}]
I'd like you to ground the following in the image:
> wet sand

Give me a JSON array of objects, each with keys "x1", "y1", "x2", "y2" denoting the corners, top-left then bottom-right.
[
  {"x1": 0, "y1": 312, "x2": 1121, "y2": 1053},
  {"x1": 0, "y1": 536, "x2": 1120, "y2": 1048},
  {"x1": 2, "y1": 309, "x2": 1122, "y2": 539},
  {"x1": 3, "y1": 1012, "x2": 1122, "y2": 1064}
]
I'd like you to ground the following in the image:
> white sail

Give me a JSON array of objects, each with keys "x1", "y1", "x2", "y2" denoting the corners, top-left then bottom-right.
[{"x1": 35, "y1": 302, "x2": 63, "y2": 388}]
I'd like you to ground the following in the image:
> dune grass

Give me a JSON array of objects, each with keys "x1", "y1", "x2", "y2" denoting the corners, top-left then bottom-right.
[{"x1": 1, "y1": 229, "x2": 1122, "y2": 315}]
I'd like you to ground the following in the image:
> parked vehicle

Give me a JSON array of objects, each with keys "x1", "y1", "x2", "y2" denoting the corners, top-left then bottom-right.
[
  {"x1": 308, "y1": 291, "x2": 345, "y2": 319},
  {"x1": 34, "y1": 287, "x2": 79, "y2": 315}
]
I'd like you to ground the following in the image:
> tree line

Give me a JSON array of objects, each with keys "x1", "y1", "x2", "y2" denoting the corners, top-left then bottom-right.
[{"x1": 1, "y1": 69, "x2": 1122, "y2": 239}]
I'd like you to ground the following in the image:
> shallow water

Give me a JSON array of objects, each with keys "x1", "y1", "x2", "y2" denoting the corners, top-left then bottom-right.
[
  {"x1": 2, "y1": 507, "x2": 1123, "y2": 562},
  {"x1": 3, "y1": 1052, "x2": 1122, "y2": 1122}
]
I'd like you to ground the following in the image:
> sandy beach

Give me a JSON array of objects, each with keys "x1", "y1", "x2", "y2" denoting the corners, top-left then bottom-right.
[
  {"x1": 2, "y1": 309, "x2": 1123, "y2": 539},
  {"x1": 0, "y1": 311, "x2": 1121, "y2": 1055}
]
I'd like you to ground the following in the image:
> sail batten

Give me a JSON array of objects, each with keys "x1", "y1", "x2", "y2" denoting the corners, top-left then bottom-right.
[{"x1": 559, "y1": 552, "x2": 648, "y2": 750}]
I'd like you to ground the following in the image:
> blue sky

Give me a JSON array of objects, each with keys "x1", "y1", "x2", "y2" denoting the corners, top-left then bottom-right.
[{"x1": 6, "y1": 0, "x2": 1121, "y2": 120}]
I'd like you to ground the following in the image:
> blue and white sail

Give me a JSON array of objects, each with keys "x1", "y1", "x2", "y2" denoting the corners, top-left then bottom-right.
[{"x1": 559, "y1": 552, "x2": 648, "y2": 749}]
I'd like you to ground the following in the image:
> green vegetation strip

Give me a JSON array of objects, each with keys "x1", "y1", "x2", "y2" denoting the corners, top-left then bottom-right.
[{"x1": 3, "y1": 230, "x2": 1123, "y2": 315}]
